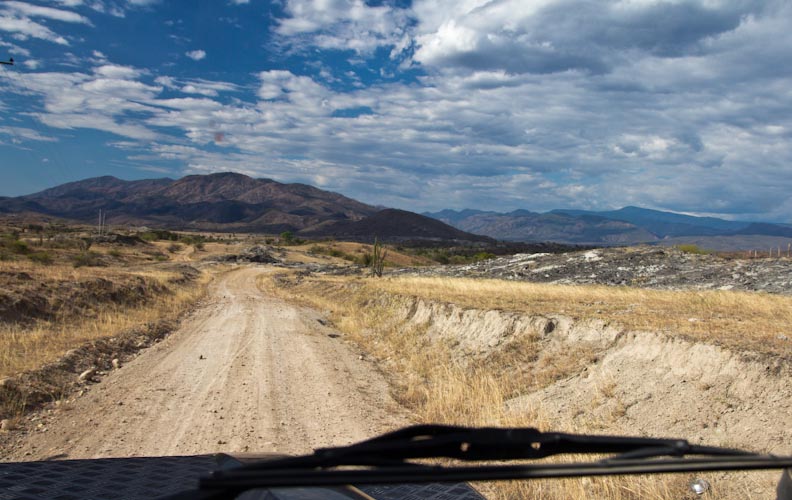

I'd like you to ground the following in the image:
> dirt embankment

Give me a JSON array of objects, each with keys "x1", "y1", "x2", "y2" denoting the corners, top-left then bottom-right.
[
  {"x1": 394, "y1": 297, "x2": 791, "y2": 453},
  {"x1": 1, "y1": 267, "x2": 404, "y2": 460},
  {"x1": 269, "y1": 272, "x2": 790, "y2": 498},
  {"x1": 0, "y1": 267, "x2": 184, "y2": 324},
  {"x1": 389, "y1": 295, "x2": 791, "y2": 495}
]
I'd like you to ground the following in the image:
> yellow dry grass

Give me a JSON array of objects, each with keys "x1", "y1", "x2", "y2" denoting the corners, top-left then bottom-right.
[
  {"x1": 320, "y1": 275, "x2": 792, "y2": 357},
  {"x1": 259, "y1": 272, "x2": 783, "y2": 499},
  {"x1": 0, "y1": 265, "x2": 211, "y2": 379},
  {"x1": 290, "y1": 241, "x2": 435, "y2": 267}
]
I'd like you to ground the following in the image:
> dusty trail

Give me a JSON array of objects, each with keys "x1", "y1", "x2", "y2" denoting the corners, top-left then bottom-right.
[{"x1": 3, "y1": 266, "x2": 404, "y2": 460}]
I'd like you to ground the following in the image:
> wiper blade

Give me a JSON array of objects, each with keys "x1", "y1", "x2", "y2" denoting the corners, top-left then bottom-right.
[
  {"x1": 169, "y1": 425, "x2": 792, "y2": 498},
  {"x1": 235, "y1": 424, "x2": 750, "y2": 470}
]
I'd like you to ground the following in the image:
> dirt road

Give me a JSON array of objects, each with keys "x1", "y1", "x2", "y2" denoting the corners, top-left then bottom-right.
[{"x1": 3, "y1": 266, "x2": 404, "y2": 460}]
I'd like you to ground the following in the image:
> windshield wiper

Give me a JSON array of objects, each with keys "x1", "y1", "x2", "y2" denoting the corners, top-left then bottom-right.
[{"x1": 166, "y1": 424, "x2": 792, "y2": 499}]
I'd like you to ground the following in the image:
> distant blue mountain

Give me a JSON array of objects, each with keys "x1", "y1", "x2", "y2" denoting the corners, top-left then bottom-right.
[
  {"x1": 424, "y1": 205, "x2": 788, "y2": 245},
  {"x1": 550, "y1": 206, "x2": 751, "y2": 238}
]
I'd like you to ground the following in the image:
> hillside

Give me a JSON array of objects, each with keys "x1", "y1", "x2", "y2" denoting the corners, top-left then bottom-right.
[
  {"x1": 301, "y1": 208, "x2": 494, "y2": 243},
  {"x1": 0, "y1": 173, "x2": 378, "y2": 234},
  {"x1": 0, "y1": 174, "x2": 492, "y2": 244}
]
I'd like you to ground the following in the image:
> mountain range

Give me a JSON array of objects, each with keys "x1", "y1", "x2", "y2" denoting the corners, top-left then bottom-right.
[
  {"x1": 3, "y1": 173, "x2": 790, "y2": 249},
  {"x1": 423, "y1": 207, "x2": 792, "y2": 246},
  {"x1": 0, "y1": 173, "x2": 491, "y2": 244}
]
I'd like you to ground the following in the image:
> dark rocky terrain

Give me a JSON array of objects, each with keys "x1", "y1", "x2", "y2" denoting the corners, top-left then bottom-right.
[{"x1": 392, "y1": 246, "x2": 792, "y2": 294}]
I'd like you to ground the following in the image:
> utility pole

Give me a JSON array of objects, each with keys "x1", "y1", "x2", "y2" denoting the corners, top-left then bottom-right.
[{"x1": 98, "y1": 209, "x2": 107, "y2": 236}]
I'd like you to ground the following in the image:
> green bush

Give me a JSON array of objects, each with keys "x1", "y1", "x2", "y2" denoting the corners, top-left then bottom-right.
[
  {"x1": 72, "y1": 251, "x2": 104, "y2": 267},
  {"x1": 11, "y1": 239, "x2": 29, "y2": 254},
  {"x1": 139, "y1": 229, "x2": 180, "y2": 242},
  {"x1": 27, "y1": 251, "x2": 53, "y2": 265},
  {"x1": 472, "y1": 252, "x2": 496, "y2": 261},
  {"x1": 358, "y1": 252, "x2": 373, "y2": 267},
  {"x1": 676, "y1": 244, "x2": 711, "y2": 255}
]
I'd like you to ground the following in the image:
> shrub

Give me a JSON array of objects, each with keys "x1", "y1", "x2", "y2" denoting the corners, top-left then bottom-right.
[
  {"x1": 27, "y1": 251, "x2": 53, "y2": 265},
  {"x1": 358, "y1": 252, "x2": 373, "y2": 267},
  {"x1": 139, "y1": 229, "x2": 180, "y2": 242},
  {"x1": 142, "y1": 249, "x2": 168, "y2": 261},
  {"x1": 167, "y1": 243, "x2": 184, "y2": 253},
  {"x1": 72, "y1": 251, "x2": 104, "y2": 267},
  {"x1": 11, "y1": 239, "x2": 30, "y2": 254},
  {"x1": 280, "y1": 231, "x2": 294, "y2": 244},
  {"x1": 676, "y1": 244, "x2": 711, "y2": 255},
  {"x1": 1, "y1": 235, "x2": 30, "y2": 255}
]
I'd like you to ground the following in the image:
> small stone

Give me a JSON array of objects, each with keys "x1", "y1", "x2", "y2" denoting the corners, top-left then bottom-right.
[
  {"x1": 358, "y1": 355, "x2": 364, "y2": 360},
  {"x1": 0, "y1": 419, "x2": 12, "y2": 431},
  {"x1": 111, "y1": 358, "x2": 120, "y2": 369},
  {"x1": 78, "y1": 368, "x2": 96, "y2": 382}
]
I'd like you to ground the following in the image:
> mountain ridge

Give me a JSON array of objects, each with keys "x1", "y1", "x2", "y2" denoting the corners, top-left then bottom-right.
[
  {"x1": 0, "y1": 173, "x2": 488, "y2": 244},
  {"x1": 424, "y1": 206, "x2": 791, "y2": 245}
]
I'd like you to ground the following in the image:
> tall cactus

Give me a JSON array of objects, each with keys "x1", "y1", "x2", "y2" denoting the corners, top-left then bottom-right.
[{"x1": 370, "y1": 236, "x2": 387, "y2": 277}]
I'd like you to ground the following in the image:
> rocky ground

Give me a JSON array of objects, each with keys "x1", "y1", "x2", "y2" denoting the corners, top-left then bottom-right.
[{"x1": 390, "y1": 246, "x2": 792, "y2": 294}]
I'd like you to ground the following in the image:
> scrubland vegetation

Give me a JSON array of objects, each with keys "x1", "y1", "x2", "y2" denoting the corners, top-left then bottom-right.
[{"x1": 0, "y1": 219, "x2": 221, "y2": 380}]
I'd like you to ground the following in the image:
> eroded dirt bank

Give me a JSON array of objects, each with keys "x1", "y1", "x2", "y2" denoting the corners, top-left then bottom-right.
[
  {"x1": 396, "y1": 295, "x2": 792, "y2": 496},
  {"x1": 270, "y1": 271, "x2": 790, "y2": 498},
  {"x1": 1, "y1": 266, "x2": 404, "y2": 460}
]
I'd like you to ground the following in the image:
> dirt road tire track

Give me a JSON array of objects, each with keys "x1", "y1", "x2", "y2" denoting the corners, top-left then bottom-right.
[{"x1": 2, "y1": 266, "x2": 405, "y2": 460}]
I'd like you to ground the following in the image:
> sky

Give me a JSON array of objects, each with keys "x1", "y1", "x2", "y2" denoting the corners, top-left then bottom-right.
[{"x1": 1, "y1": 0, "x2": 791, "y2": 221}]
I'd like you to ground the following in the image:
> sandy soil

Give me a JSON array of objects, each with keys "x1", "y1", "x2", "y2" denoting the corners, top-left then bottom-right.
[{"x1": 2, "y1": 266, "x2": 405, "y2": 460}]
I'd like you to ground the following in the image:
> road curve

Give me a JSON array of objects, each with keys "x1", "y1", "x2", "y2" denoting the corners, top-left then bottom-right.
[{"x1": 3, "y1": 266, "x2": 405, "y2": 460}]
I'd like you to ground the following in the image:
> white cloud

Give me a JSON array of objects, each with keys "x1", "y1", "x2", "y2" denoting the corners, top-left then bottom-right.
[
  {"x1": 93, "y1": 64, "x2": 143, "y2": 79},
  {"x1": 185, "y1": 49, "x2": 206, "y2": 61},
  {"x1": 2, "y1": 1, "x2": 91, "y2": 24},
  {"x1": 0, "y1": 39, "x2": 31, "y2": 57},
  {"x1": 0, "y1": 126, "x2": 58, "y2": 143},
  {"x1": 0, "y1": 15, "x2": 69, "y2": 44},
  {"x1": 38, "y1": 112, "x2": 158, "y2": 140},
  {"x1": 275, "y1": 0, "x2": 412, "y2": 56},
  {"x1": 0, "y1": 0, "x2": 94, "y2": 46}
]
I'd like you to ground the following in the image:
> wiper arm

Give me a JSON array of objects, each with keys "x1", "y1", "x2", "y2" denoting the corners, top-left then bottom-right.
[
  {"x1": 238, "y1": 424, "x2": 750, "y2": 470},
  {"x1": 163, "y1": 425, "x2": 792, "y2": 499}
]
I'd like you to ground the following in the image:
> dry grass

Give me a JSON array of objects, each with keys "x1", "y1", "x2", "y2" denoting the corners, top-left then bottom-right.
[
  {"x1": 0, "y1": 264, "x2": 211, "y2": 379},
  {"x1": 259, "y1": 272, "x2": 781, "y2": 499},
  {"x1": 290, "y1": 241, "x2": 435, "y2": 267},
  {"x1": 327, "y1": 275, "x2": 792, "y2": 358}
]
